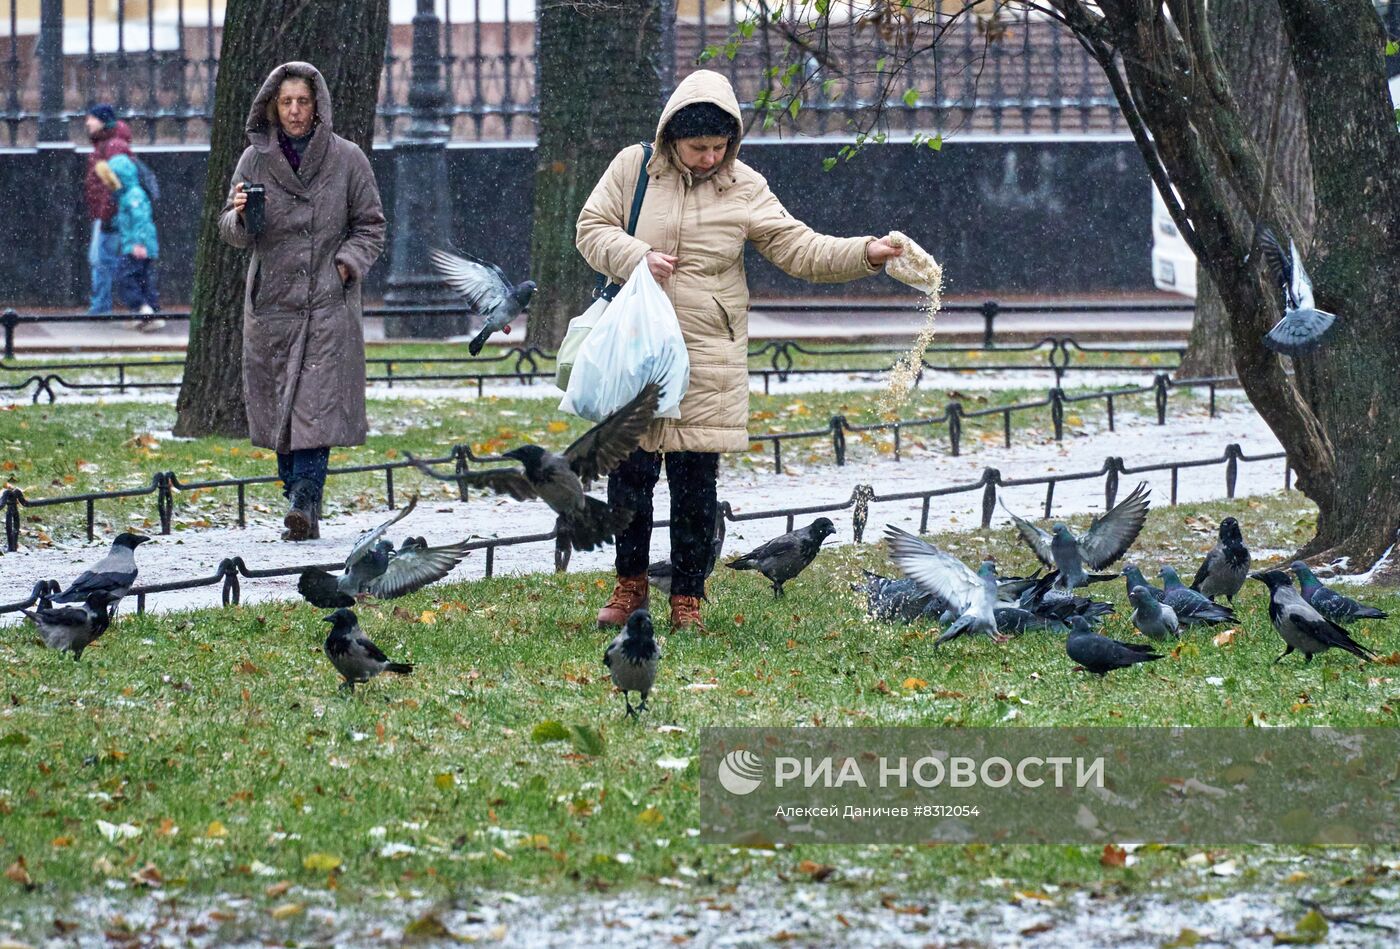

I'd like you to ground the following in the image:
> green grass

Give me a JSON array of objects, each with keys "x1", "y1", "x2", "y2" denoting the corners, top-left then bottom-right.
[
  {"x1": 3, "y1": 490, "x2": 1398, "y2": 936},
  {"x1": 0, "y1": 383, "x2": 1209, "y2": 545}
]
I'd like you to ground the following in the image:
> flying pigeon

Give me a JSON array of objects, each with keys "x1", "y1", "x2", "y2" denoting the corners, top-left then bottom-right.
[
  {"x1": 1252, "y1": 570, "x2": 1374, "y2": 664},
  {"x1": 1290, "y1": 561, "x2": 1388, "y2": 624},
  {"x1": 883, "y1": 525, "x2": 1002, "y2": 645},
  {"x1": 648, "y1": 511, "x2": 726, "y2": 598},
  {"x1": 430, "y1": 248, "x2": 537, "y2": 356},
  {"x1": 409, "y1": 383, "x2": 661, "y2": 551},
  {"x1": 1003, "y1": 482, "x2": 1150, "y2": 590},
  {"x1": 726, "y1": 517, "x2": 836, "y2": 598},
  {"x1": 1190, "y1": 516, "x2": 1251, "y2": 603},
  {"x1": 1257, "y1": 228, "x2": 1338, "y2": 357},
  {"x1": 1128, "y1": 585, "x2": 1179, "y2": 642},
  {"x1": 21, "y1": 592, "x2": 116, "y2": 661},
  {"x1": 51, "y1": 533, "x2": 150, "y2": 610},
  {"x1": 297, "y1": 495, "x2": 472, "y2": 609},
  {"x1": 1065, "y1": 615, "x2": 1163, "y2": 676},
  {"x1": 603, "y1": 608, "x2": 660, "y2": 718},
  {"x1": 321, "y1": 608, "x2": 415, "y2": 691}
]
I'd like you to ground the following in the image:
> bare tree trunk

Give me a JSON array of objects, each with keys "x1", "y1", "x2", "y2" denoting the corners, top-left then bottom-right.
[
  {"x1": 173, "y1": 0, "x2": 389, "y2": 438},
  {"x1": 527, "y1": 0, "x2": 665, "y2": 350},
  {"x1": 1176, "y1": 0, "x2": 1314, "y2": 380}
]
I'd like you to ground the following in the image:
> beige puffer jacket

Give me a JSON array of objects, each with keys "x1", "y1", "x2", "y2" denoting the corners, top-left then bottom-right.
[{"x1": 576, "y1": 71, "x2": 878, "y2": 453}]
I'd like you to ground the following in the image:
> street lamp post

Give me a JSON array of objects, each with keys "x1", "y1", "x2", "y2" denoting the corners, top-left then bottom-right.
[{"x1": 384, "y1": 0, "x2": 469, "y2": 338}]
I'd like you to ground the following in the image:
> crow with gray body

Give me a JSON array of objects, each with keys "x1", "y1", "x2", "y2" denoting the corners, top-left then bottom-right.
[
  {"x1": 1065, "y1": 615, "x2": 1163, "y2": 676},
  {"x1": 1003, "y1": 482, "x2": 1150, "y2": 590},
  {"x1": 297, "y1": 495, "x2": 472, "y2": 608},
  {"x1": 431, "y1": 248, "x2": 537, "y2": 356},
  {"x1": 603, "y1": 608, "x2": 660, "y2": 718},
  {"x1": 726, "y1": 517, "x2": 836, "y2": 598},
  {"x1": 52, "y1": 532, "x2": 149, "y2": 609},
  {"x1": 1252, "y1": 570, "x2": 1374, "y2": 664},
  {"x1": 1290, "y1": 561, "x2": 1388, "y2": 624},
  {"x1": 1128, "y1": 585, "x2": 1179, "y2": 642},
  {"x1": 321, "y1": 608, "x2": 414, "y2": 691},
  {"x1": 1191, "y1": 516, "x2": 1251, "y2": 603},
  {"x1": 884, "y1": 525, "x2": 1002, "y2": 645},
  {"x1": 409, "y1": 383, "x2": 660, "y2": 551},
  {"x1": 22, "y1": 592, "x2": 115, "y2": 660},
  {"x1": 1257, "y1": 228, "x2": 1338, "y2": 357}
]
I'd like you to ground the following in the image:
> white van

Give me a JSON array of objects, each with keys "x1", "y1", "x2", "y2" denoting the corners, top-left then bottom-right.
[{"x1": 1152, "y1": 73, "x2": 1400, "y2": 300}]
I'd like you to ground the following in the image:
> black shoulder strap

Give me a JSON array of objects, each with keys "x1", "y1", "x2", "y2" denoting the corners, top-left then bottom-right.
[{"x1": 596, "y1": 142, "x2": 653, "y2": 301}]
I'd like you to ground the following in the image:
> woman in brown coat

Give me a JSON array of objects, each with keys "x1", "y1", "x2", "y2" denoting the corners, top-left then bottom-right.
[
  {"x1": 577, "y1": 70, "x2": 902, "y2": 630},
  {"x1": 219, "y1": 62, "x2": 386, "y2": 540}
]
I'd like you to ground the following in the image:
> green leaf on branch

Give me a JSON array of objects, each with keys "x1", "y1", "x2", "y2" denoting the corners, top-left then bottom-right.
[
  {"x1": 822, "y1": 157, "x2": 838, "y2": 172},
  {"x1": 1386, "y1": 39, "x2": 1399, "y2": 57},
  {"x1": 902, "y1": 88, "x2": 919, "y2": 107},
  {"x1": 788, "y1": 98, "x2": 801, "y2": 120}
]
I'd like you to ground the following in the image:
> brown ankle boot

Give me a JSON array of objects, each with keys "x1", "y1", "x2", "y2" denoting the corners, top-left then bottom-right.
[
  {"x1": 597, "y1": 575, "x2": 649, "y2": 628},
  {"x1": 669, "y1": 594, "x2": 703, "y2": 631}
]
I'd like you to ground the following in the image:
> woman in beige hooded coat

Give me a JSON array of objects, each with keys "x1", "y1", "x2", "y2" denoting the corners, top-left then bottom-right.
[{"x1": 577, "y1": 71, "x2": 902, "y2": 630}]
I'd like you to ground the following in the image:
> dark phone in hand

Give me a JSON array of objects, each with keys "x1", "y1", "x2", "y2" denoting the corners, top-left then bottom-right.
[{"x1": 244, "y1": 183, "x2": 266, "y2": 236}]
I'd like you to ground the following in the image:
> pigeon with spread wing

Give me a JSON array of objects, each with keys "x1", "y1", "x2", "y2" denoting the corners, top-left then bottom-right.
[
  {"x1": 430, "y1": 248, "x2": 537, "y2": 356},
  {"x1": 297, "y1": 495, "x2": 472, "y2": 608},
  {"x1": 409, "y1": 383, "x2": 661, "y2": 552},
  {"x1": 1257, "y1": 228, "x2": 1338, "y2": 357},
  {"x1": 884, "y1": 525, "x2": 1002, "y2": 645},
  {"x1": 1002, "y1": 482, "x2": 1150, "y2": 590}
]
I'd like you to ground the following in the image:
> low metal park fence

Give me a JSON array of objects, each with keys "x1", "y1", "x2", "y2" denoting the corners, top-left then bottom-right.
[
  {"x1": 0, "y1": 371, "x2": 1243, "y2": 553},
  {"x1": 0, "y1": 442, "x2": 1289, "y2": 617}
]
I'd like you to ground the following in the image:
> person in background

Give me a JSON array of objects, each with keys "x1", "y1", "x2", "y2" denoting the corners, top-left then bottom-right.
[
  {"x1": 82, "y1": 103, "x2": 132, "y2": 315},
  {"x1": 576, "y1": 70, "x2": 902, "y2": 631},
  {"x1": 96, "y1": 153, "x2": 163, "y2": 331},
  {"x1": 219, "y1": 62, "x2": 386, "y2": 541}
]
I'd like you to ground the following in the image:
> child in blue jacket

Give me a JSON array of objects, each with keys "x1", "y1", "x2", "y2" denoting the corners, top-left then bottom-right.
[{"x1": 97, "y1": 154, "x2": 163, "y2": 330}]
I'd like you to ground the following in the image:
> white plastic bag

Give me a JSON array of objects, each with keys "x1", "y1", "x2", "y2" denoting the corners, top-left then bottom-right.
[
  {"x1": 554, "y1": 296, "x2": 609, "y2": 391},
  {"x1": 559, "y1": 259, "x2": 689, "y2": 422}
]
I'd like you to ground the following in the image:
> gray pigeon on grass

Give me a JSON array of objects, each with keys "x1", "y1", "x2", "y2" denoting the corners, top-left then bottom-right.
[
  {"x1": 1128, "y1": 585, "x2": 1179, "y2": 642},
  {"x1": 884, "y1": 525, "x2": 1001, "y2": 645},
  {"x1": 1290, "y1": 562, "x2": 1388, "y2": 624}
]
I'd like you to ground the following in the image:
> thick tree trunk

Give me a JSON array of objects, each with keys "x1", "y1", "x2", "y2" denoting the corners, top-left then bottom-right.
[
  {"x1": 173, "y1": 0, "x2": 389, "y2": 438},
  {"x1": 1176, "y1": 0, "x2": 1314, "y2": 381},
  {"x1": 527, "y1": 0, "x2": 665, "y2": 350},
  {"x1": 1177, "y1": 270, "x2": 1235, "y2": 379},
  {"x1": 1082, "y1": 0, "x2": 1400, "y2": 571}
]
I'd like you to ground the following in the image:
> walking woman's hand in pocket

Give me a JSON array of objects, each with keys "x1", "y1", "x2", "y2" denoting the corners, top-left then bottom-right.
[{"x1": 646, "y1": 251, "x2": 678, "y2": 282}]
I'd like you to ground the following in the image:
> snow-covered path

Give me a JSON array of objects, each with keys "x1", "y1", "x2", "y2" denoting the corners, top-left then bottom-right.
[{"x1": 0, "y1": 399, "x2": 1284, "y2": 618}]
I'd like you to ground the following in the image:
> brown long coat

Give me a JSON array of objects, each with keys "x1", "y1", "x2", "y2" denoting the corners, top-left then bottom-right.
[
  {"x1": 576, "y1": 70, "x2": 878, "y2": 453},
  {"x1": 218, "y1": 62, "x2": 386, "y2": 453}
]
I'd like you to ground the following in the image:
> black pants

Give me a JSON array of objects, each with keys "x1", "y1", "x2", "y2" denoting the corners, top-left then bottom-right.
[
  {"x1": 609, "y1": 448, "x2": 718, "y2": 598},
  {"x1": 277, "y1": 447, "x2": 330, "y2": 503}
]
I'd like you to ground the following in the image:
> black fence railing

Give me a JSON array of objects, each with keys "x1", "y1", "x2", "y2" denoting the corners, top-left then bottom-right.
[
  {"x1": 0, "y1": 371, "x2": 1244, "y2": 553},
  {"x1": 0, "y1": 442, "x2": 1289, "y2": 617}
]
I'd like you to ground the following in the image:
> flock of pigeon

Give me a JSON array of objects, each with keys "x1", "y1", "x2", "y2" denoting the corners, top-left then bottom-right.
[
  {"x1": 13, "y1": 396, "x2": 1390, "y2": 715},
  {"x1": 868, "y1": 487, "x2": 1388, "y2": 678}
]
